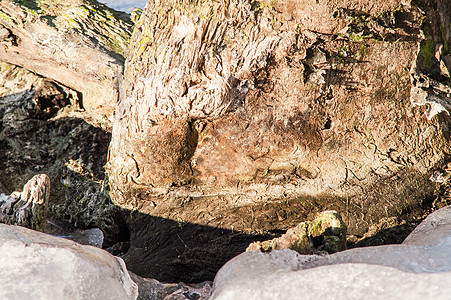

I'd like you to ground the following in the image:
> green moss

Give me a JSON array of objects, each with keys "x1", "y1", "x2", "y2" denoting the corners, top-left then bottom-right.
[
  {"x1": 61, "y1": 12, "x2": 82, "y2": 28},
  {"x1": 323, "y1": 236, "x2": 343, "y2": 253},
  {"x1": 3, "y1": 1, "x2": 128, "y2": 56},
  {"x1": 336, "y1": 45, "x2": 349, "y2": 63},
  {"x1": 134, "y1": 33, "x2": 151, "y2": 58},
  {"x1": 419, "y1": 39, "x2": 436, "y2": 68},
  {"x1": 309, "y1": 221, "x2": 322, "y2": 237},
  {"x1": 13, "y1": 0, "x2": 41, "y2": 18},
  {"x1": 349, "y1": 15, "x2": 369, "y2": 34},
  {"x1": 349, "y1": 33, "x2": 364, "y2": 42},
  {"x1": 250, "y1": 0, "x2": 279, "y2": 21},
  {"x1": 56, "y1": 3, "x2": 132, "y2": 55},
  {"x1": 252, "y1": 0, "x2": 278, "y2": 11},
  {"x1": 261, "y1": 241, "x2": 272, "y2": 252}
]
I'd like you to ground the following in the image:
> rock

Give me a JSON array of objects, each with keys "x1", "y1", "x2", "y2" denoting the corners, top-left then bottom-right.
[
  {"x1": 402, "y1": 205, "x2": 451, "y2": 246},
  {"x1": 0, "y1": 0, "x2": 133, "y2": 125},
  {"x1": 0, "y1": 223, "x2": 138, "y2": 299},
  {"x1": 107, "y1": 0, "x2": 451, "y2": 281},
  {"x1": 247, "y1": 222, "x2": 313, "y2": 254},
  {"x1": 61, "y1": 227, "x2": 104, "y2": 248},
  {"x1": 129, "y1": 272, "x2": 212, "y2": 300},
  {"x1": 307, "y1": 210, "x2": 347, "y2": 253},
  {"x1": 246, "y1": 210, "x2": 346, "y2": 254},
  {"x1": 210, "y1": 205, "x2": 451, "y2": 299},
  {"x1": 45, "y1": 219, "x2": 105, "y2": 248}
]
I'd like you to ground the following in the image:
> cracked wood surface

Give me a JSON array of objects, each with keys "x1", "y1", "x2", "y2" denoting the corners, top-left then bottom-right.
[
  {"x1": 106, "y1": 0, "x2": 451, "y2": 281},
  {"x1": 0, "y1": 0, "x2": 133, "y2": 127},
  {"x1": 0, "y1": 174, "x2": 50, "y2": 231}
]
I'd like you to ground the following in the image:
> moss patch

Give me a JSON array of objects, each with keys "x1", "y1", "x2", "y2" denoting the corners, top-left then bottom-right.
[{"x1": 419, "y1": 39, "x2": 436, "y2": 69}]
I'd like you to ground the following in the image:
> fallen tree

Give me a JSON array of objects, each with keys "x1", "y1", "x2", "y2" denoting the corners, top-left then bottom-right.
[{"x1": 1, "y1": 0, "x2": 451, "y2": 283}]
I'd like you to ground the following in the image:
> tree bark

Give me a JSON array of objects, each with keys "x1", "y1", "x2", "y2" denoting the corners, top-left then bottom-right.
[
  {"x1": 106, "y1": 0, "x2": 451, "y2": 281},
  {"x1": 0, "y1": 174, "x2": 50, "y2": 231}
]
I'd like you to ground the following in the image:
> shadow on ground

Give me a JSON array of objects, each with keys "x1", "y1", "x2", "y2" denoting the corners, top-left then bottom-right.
[
  {"x1": 347, "y1": 222, "x2": 422, "y2": 249},
  {"x1": 121, "y1": 210, "x2": 275, "y2": 283}
]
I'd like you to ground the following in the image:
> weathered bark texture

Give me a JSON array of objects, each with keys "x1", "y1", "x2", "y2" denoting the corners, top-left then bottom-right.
[
  {"x1": 107, "y1": 0, "x2": 451, "y2": 281},
  {"x1": 0, "y1": 174, "x2": 50, "y2": 231},
  {"x1": 0, "y1": 0, "x2": 133, "y2": 126}
]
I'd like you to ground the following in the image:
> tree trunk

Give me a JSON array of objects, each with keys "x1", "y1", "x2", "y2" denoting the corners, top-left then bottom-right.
[{"x1": 107, "y1": 0, "x2": 451, "y2": 281}]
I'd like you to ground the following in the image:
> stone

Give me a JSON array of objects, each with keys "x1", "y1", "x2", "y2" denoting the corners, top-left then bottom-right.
[
  {"x1": 0, "y1": 223, "x2": 138, "y2": 299},
  {"x1": 402, "y1": 205, "x2": 451, "y2": 246},
  {"x1": 45, "y1": 219, "x2": 105, "y2": 248},
  {"x1": 210, "y1": 205, "x2": 451, "y2": 299},
  {"x1": 247, "y1": 222, "x2": 313, "y2": 254},
  {"x1": 246, "y1": 210, "x2": 346, "y2": 254},
  {"x1": 307, "y1": 210, "x2": 347, "y2": 253},
  {"x1": 129, "y1": 272, "x2": 212, "y2": 300},
  {"x1": 107, "y1": 0, "x2": 451, "y2": 281},
  {"x1": 63, "y1": 227, "x2": 104, "y2": 248}
]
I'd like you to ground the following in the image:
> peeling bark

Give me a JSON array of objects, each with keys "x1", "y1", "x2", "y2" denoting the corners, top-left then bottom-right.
[{"x1": 0, "y1": 174, "x2": 50, "y2": 231}]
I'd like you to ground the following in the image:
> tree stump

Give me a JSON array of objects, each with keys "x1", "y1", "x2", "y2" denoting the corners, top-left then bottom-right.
[
  {"x1": 106, "y1": 0, "x2": 451, "y2": 281},
  {"x1": 0, "y1": 174, "x2": 50, "y2": 231}
]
